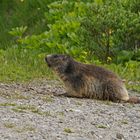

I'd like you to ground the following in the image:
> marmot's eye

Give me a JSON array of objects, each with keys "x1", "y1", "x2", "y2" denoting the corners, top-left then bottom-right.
[{"x1": 53, "y1": 55, "x2": 58, "y2": 58}]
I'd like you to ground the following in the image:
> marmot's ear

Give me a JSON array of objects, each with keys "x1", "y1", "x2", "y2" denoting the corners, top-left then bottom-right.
[
  {"x1": 64, "y1": 62, "x2": 73, "y2": 74},
  {"x1": 65, "y1": 54, "x2": 70, "y2": 59},
  {"x1": 61, "y1": 54, "x2": 70, "y2": 60}
]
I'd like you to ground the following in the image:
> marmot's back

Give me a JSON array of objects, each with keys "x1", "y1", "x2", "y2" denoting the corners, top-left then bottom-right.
[
  {"x1": 75, "y1": 62, "x2": 119, "y2": 81},
  {"x1": 45, "y1": 54, "x2": 140, "y2": 103}
]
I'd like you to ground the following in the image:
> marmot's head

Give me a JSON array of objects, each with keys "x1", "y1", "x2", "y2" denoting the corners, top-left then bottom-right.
[{"x1": 45, "y1": 54, "x2": 73, "y2": 74}]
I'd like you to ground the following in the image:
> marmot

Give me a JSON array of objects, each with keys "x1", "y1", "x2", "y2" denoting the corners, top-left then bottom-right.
[{"x1": 45, "y1": 54, "x2": 140, "y2": 103}]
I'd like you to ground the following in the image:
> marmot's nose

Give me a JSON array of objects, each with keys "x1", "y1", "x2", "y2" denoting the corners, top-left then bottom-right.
[
  {"x1": 47, "y1": 54, "x2": 52, "y2": 58},
  {"x1": 45, "y1": 55, "x2": 52, "y2": 62}
]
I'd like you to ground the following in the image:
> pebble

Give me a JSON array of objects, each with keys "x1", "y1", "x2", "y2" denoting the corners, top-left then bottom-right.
[{"x1": 0, "y1": 80, "x2": 140, "y2": 140}]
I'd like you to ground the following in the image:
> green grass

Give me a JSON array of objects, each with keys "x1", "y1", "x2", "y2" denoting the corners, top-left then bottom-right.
[
  {"x1": 0, "y1": 48, "x2": 140, "y2": 92},
  {"x1": 120, "y1": 119, "x2": 128, "y2": 125},
  {"x1": 96, "y1": 124, "x2": 108, "y2": 129},
  {"x1": 4, "y1": 122, "x2": 16, "y2": 129},
  {"x1": 0, "y1": 103, "x2": 17, "y2": 107},
  {"x1": 4, "y1": 121, "x2": 35, "y2": 133},
  {"x1": 0, "y1": 47, "x2": 56, "y2": 83},
  {"x1": 0, "y1": 0, "x2": 54, "y2": 80},
  {"x1": 42, "y1": 95, "x2": 54, "y2": 102},
  {"x1": 15, "y1": 125, "x2": 36, "y2": 133},
  {"x1": 11, "y1": 104, "x2": 52, "y2": 116},
  {"x1": 64, "y1": 128, "x2": 73, "y2": 133},
  {"x1": 0, "y1": 47, "x2": 139, "y2": 92}
]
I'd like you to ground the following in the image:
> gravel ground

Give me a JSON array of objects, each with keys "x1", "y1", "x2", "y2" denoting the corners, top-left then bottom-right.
[{"x1": 0, "y1": 79, "x2": 140, "y2": 140}]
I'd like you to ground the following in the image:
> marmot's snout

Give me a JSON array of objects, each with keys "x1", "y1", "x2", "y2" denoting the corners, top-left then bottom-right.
[
  {"x1": 45, "y1": 55, "x2": 53, "y2": 67},
  {"x1": 45, "y1": 54, "x2": 60, "y2": 67}
]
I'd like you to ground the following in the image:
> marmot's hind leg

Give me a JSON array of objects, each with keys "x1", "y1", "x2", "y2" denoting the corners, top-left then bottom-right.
[{"x1": 103, "y1": 81, "x2": 129, "y2": 102}]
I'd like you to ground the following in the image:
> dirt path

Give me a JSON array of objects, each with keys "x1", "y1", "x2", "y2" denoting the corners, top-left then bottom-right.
[{"x1": 0, "y1": 79, "x2": 140, "y2": 140}]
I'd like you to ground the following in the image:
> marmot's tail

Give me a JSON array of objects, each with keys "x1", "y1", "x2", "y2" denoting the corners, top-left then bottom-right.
[{"x1": 127, "y1": 97, "x2": 140, "y2": 104}]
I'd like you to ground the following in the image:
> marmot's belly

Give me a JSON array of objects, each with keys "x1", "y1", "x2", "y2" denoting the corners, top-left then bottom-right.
[
  {"x1": 84, "y1": 80, "x2": 129, "y2": 101},
  {"x1": 72, "y1": 80, "x2": 129, "y2": 101},
  {"x1": 82, "y1": 81, "x2": 103, "y2": 99},
  {"x1": 65, "y1": 80, "x2": 104, "y2": 99}
]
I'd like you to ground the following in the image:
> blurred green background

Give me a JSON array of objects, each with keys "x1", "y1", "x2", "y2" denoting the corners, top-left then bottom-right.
[{"x1": 0, "y1": 0, "x2": 139, "y2": 91}]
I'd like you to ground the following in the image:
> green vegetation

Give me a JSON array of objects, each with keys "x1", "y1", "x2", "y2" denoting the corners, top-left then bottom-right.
[
  {"x1": 96, "y1": 124, "x2": 108, "y2": 129},
  {"x1": 4, "y1": 122, "x2": 16, "y2": 129},
  {"x1": 15, "y1": 125, "x2": 36, "y2": 133},
  {"x1": 64, "y1": 128, "x2": 73, "y2": 133},
  {"x1": 11, "y1": 104, "x2": 52, "y2": 116},
  {"x1": 4, "y1": 121, "x2": 35, "y2": 133},
  {"x1": 0, "y1": 0, "x2": 139, "y2": 91},
  {"x1": 121, "y1": 119, "x2": 129, "y2": 125},
  {"x1": 0, "y1": 102, "x2": 17, "y2": 106},
  {"x1": 42, "y1": 95, "x2": 54, "y2": 102}
]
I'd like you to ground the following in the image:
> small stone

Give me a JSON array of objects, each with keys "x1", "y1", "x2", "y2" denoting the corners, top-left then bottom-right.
[
  {"x1": 90, "y1": 131, "x2": 95, "y2": 135},
  {"x1": 116, "y1": 133, "x2": 125, "y2": 139}
]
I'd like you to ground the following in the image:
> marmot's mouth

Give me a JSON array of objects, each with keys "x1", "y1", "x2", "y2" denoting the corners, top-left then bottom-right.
[
  {"x1": 47, "y1": 63, "x2": 51, "y2": 67},
  {"x1": 45, "y1": 57, "x2": 51, "y2": 67}
]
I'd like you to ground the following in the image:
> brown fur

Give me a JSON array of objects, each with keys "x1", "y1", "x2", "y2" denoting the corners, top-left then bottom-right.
[{"x1": 45, "y1": 54, "x2": 140, "y2": 103}]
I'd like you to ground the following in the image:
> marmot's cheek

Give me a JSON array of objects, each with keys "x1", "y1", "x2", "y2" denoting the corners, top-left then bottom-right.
[{"x1": 47, "y1": 63, "x2": 51, "y2": 67}]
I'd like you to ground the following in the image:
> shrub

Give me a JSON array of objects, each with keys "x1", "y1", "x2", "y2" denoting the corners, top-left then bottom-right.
[{"x1": 8, "y1": 0, "x2": 139, "y2": 63}]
